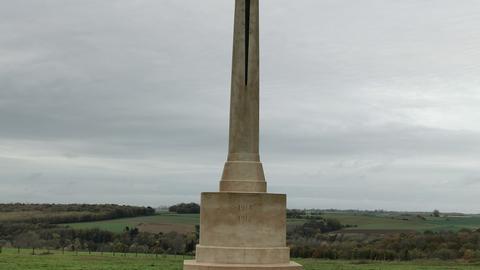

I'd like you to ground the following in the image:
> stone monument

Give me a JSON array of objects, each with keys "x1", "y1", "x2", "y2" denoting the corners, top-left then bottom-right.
[{"x1": 184, "y1": 0, "x2": 303, "y2": 269}]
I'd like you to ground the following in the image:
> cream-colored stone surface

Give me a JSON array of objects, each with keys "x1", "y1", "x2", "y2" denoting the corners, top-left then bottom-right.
[
  {"x1": 184, "y1": 261, "x2": 303, "y2": 270},
  {"x1": 220, "y1": 161, "x2": 266, "y2": 193},
  {"x1": 199, "y1": 193, "x2": 286, "y2": 248},
  {"x1": 195, "y1": 246, "x2": 290, "y2": 265},
  {"x1": 184, "y1": 192, "x2": 302, "y2": 268},
  {"x1": 195, "y1": 192, "x2": 289, "y2": 265},
  {"x1": 183, "y1": 0, "x2": 302, "y2": 268},
  {"x1": 219, "y1": 0, "x2": 266, "y2": 194}
]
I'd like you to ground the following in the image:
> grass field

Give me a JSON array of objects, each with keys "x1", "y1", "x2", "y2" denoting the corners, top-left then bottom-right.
[
  {"x1": 323, "y1": 213, "x2": 480, "y2": 232},
  {"x1": 1, "y1": 249, "x2": 480, "y2": 270},
  {"x1": 65, "y1": 213, "x2": 199, "y2": 233},
  {"x1": 64, "y1": 212, "x2": 480, "y2": 234}
]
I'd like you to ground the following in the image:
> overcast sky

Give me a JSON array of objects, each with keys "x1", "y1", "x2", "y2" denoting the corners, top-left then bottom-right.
[{"x1": 1, "y1": 0, "x2": 479, "y2": 213}]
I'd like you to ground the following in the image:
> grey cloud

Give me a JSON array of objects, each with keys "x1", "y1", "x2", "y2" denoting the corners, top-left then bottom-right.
[{"x1": 0, "y1": 0, "x2": 479, "y2": 213}]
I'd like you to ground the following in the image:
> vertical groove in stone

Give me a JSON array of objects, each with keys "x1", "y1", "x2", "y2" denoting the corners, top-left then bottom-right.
[
  {"x1": 245, "y1": 0, "x2": 250, "y2": 85},
  {"x1": 221, "y1": 0, "x2": 265, "y2": 193}
]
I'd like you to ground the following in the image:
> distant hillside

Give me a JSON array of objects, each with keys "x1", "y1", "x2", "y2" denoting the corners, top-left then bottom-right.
[
  {"x1": 0, "y1": 203, "x2": 155, "y2": 224},
  {"x1": 1, "y1": 204, "x2": 480, "y2": 261}
]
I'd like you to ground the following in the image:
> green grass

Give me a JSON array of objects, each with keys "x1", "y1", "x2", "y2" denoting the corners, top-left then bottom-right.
[
  {"x1": 322, "y1": 213, "x2": 434, "y2": 231},
  {"x1": 65, "y1": 213, "x2": 200, "y2": 233},
  {"x1": 64, "y1": 212, "x2": 480, "y2": 234},
  {"x1": 299, "y1": 258, "x2": 480, "y2": 269},
  {"x1": 426, "y1": 216, "x2": 480, "y2": 231},
  {"x1": 65, "y1": 213, "x2": 320, "y2": 233},
  {"x1": 319, "y1": 213, "x2": 480, "y2": 232},
  {"x1": 1, "y1": 249, "x2": 480, "y2": 270},
  {"x1": 0, "y1": 248, "x2": 189, "y2": 270}
]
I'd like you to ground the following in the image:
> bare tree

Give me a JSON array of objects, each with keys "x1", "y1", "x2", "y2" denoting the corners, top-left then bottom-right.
[
  {"x1": 14, "y1": 232, "x2": 42, "y2": 255},
  {"x1": 73, "y1": 238, "x2": 82, "y2": 255},
  {"x1": 0, "y1": 239, "x2": 6, "y2": 254}
]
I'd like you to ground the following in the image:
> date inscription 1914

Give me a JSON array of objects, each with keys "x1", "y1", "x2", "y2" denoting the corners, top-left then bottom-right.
[{"x1": 238, "y1": 203, "x2": 254, "y2": 223}]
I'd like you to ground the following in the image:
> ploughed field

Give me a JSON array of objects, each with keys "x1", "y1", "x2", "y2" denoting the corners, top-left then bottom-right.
[
  {"x1": 64, "y1": 212, "x2": 480, "y2": 234},
  {"x1": 1, "y1": 249, "x2": 480, "y2": 270}
]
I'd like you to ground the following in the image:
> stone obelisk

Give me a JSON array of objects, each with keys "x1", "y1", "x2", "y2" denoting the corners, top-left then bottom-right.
[
  {"x1": 220, "y1": 0, "x2": 265, "y2": 195},
  {"x1": 184, "y1": 1, "x2": 302, "y2": 269}
]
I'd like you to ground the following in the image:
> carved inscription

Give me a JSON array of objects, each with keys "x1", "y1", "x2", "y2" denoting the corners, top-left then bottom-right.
[{"x1": 237, "y1": 203, "x2": 253, "y2": 224}]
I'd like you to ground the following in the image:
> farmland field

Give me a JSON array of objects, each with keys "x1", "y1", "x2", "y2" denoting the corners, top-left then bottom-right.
[
  {"x1": 65, "y1": 213, "x2": 199, "y2": 233},
  {"x1": 1, "y1": 249, "x2": 480, "y2": 270},
  {"x1": 322, "y1": 213, "x2": 480, "y2": 232},
  {"x1": 64, "y1": 212, "x2": 480, "y2": 234}
]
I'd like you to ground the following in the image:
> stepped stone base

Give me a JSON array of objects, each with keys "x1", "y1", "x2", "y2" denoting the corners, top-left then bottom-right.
[
  {"x1": 195, "y1": 246, "x2": 290, "y2": 264},
  {"x1": 184, "y1": 260, "x2": 303, "y2": 270},
  {"x1": 184, "y1": 193, "x2": 303, "y2": 270}
]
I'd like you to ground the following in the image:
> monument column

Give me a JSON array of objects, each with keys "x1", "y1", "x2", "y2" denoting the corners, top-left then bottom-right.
[
  {"x1": 184, "y1": 1, "x2": 302, "y2": 269},
  {"x1": 220, "y1": 0, "x2": 266, "y2": 193}
]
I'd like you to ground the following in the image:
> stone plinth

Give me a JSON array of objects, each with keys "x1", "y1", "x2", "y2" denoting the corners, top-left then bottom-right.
[
  {"x1": 184, "y1": 261, "x2": 303, "y2": 270},
  {"x1": 184, "y1": 193, "x2": 302, "y2": 269},
  {"x1": 200, "y1": 193, "x2": 285, "y2": 249}
]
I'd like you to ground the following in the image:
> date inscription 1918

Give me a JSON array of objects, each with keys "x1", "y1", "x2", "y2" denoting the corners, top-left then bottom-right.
[{"x1": 238, "y1": 203, "x2": 253, "y2": 223}]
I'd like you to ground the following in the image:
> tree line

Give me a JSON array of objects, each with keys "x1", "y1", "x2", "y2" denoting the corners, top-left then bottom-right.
[
  {"x1": 0, "y1": 203, "x2": 194, "y2": 256},
  {"x1": 2, "y1": 204, "x2": 480, "y2": 261},
  {"x1": 3, "y1": 219, "x2": 480, "y2": 261},
  {"x1": 168, "y1": 203, "x2": 200, "y2": 214},
  {"x1": 0, "y1": 223, "x2": 198, "y2": 256},
  {"x1": 0, "y1": 203, "x2": 155, "y2": 224},
  {"x1": 289, "y1": 229, "x2": 480, "y2": 261}
]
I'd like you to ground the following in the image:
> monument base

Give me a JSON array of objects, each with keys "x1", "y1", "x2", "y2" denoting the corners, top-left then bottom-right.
[
  {"x1": 184, "y1": 260, "x2": 303, "y2": 270},
  {"x1": 184, "y1": 192, "x2": 303, "y2": 269}
]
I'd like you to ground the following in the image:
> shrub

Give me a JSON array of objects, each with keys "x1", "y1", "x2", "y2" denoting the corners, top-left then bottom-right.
[
  {"x1": 433, "y1": 248, "x2": 457, "y2": 260},
  {"x1": 168, "y1": 203, "x2": 200, "y2": 214}
]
